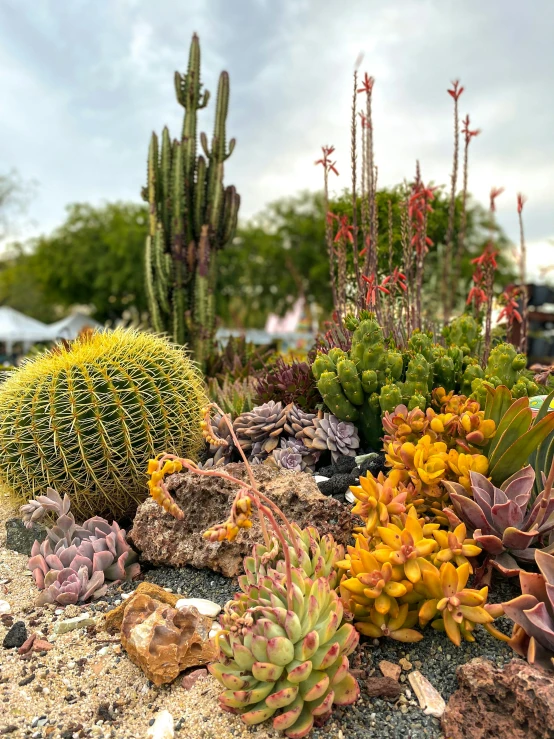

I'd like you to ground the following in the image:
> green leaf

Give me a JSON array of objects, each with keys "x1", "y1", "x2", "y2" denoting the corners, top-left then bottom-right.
[
  {"x1": 490, "y1": 412, "x2": 554, "y2": 485},
  {"x1": 487, "y1": 396, "x2": 531, "y2": 463}
]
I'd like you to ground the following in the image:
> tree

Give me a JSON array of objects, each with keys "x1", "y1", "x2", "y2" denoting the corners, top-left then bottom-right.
[
  {"x1": 0, "y1": 202, "x2": 149, "y2": 323},
  {"x1": 0, "y1": 169, "x2": 35, "y2": 243},
  {"x1": 216, "y1": 188, "x2": 514, "y2": 328}
]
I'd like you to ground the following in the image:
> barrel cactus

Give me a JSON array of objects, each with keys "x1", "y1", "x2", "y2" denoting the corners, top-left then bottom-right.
[{"x1": 0, "y1": 328, "x2": 207, "y2": 519}]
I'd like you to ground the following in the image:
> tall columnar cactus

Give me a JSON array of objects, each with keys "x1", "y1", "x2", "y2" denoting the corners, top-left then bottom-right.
[
  {"x1": 143, "y1": 33, "x2": 240, "y2": 365},
  {"x1": 0, "y1": 329, "x2": 207, "y2": 520}
]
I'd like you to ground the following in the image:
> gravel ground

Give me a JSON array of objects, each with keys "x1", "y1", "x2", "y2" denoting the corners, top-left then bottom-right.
[{"x1": 0, "y1": 493, "x2": 523, "y2": 739}]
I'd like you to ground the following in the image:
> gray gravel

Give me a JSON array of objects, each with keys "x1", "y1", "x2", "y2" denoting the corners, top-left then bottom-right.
[{"x1": 94, "y1": 564, "x2": 522, "y2": 739}]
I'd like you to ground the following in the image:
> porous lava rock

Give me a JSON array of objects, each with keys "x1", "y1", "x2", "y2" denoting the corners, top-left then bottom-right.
[
  {"x1": 120, "y1": 593, "x2": 216, "y2": 686},
  {"x1": 441, "y1": 657, "x2": 554, "y2": 739},
  {"x1": 130, "y1": 464, "x2": 356, "y2": 577}
]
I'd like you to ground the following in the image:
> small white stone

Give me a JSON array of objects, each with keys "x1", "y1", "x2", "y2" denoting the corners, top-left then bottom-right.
[
  {"x1": 97, "y1": 646, "x2": 110, "y2": 656},
  {"x1": 408, "y1": 670, "x2": 446, "y2": 718},
  {"x1": 147, "y1": 710, "x2": 174, "y2": 739},
  {"x1": 0, "y1": 600, "x2": 11, "y2": 614},
  {"x1": 313, "y1": 475, "x2": 330, "y2": 483},
  {"x1": 163, "y1": 587, "x2": 173, "y2": 593},
  {"x1": 121, "y1": 592, "x2": 133, "y2": 600},
  {"x1": 54, "y1": 608, "x2": 63, "y2": 615},
  {"x1": 209, "y1": 624, "x2": 222, "y2": 640},
  {"x1": 345, "y1": 490, "x2": 355, "y2": 504},
  {"x1": 175, "y1": 598, "x2": 221, "y2": 619}
]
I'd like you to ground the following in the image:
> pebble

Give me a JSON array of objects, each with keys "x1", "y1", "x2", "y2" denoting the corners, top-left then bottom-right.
[
  {"x1": 3, "y1": 621, "x2": 27, "y2": 649},
  {"x1": 51, "y1": 615, "x2": 96, "y2": 636},
  {"x1": 399, "y1": 657, "x2": 413, "y2": 671},
  {"x1": 175, "y1": 598, "x2": 221, "y2": 619},
  {"x1": 408, "y1": 670, "x2": 447, "y2": 718},
  {"x1": 146, "y1": 709, "x2": 174, "y2": 739},
  {"x1": 379, "y1": 660, "x2": 402, "y2": 682},
  {"x1": 0, "y1": 600, "x2": 11, "y2": 615}
]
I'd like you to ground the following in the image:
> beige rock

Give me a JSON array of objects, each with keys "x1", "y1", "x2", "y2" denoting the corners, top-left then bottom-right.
[
  {"x1": 120, "y1": 593, "x2": 217, "y2": 686},
  {"x1": 146, "y1": 709, "x2": 174, "y2": 739},
  {"x1": 175, "y1": 598, "x2": 221, "y2": 619},
  {"x1": 104, "y1": 582, "x2": 180, "y2": 634},
  {"x1": 379, "y1": 660, "x2": 402, "y2": 682},
  {"x1": 399, "y1": 657, "x2": 413, "y2": 671},
  {"x1": 130, "y1": 464, "x2": 356, "y2": 577},
  {"x1": 408, "y1": 670, "x2": 446, "y2": 718}
]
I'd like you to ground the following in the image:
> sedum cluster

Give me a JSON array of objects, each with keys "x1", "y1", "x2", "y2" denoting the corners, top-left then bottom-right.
[
  {"x1": 382, "y1": 392, "x2": 495, "y2": 514},
  {"x1": 338, "y1": 505, "x2": 501, "y2": 646}
]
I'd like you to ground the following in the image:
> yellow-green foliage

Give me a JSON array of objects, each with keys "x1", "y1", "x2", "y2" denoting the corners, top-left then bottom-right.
[{"x1": 0, "y1": 328, "x2": 207, "y2": 519}]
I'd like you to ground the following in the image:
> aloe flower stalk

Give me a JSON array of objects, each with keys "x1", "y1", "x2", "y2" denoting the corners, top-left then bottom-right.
[{"x1": 443, "y1": 463, "x2": 554, "y2": 575}]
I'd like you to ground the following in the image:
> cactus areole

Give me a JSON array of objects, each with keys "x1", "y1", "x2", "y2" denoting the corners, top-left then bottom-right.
[{"x1": 143, "y1": 33, "x2": 240, "y2": 366}]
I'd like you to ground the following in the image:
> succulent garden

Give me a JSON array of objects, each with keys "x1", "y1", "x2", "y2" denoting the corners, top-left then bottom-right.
[{"x1": 1, "y1": 29, "x2": 554, "y2": 739}]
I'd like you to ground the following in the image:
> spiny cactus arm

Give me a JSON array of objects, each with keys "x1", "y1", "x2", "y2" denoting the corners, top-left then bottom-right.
[
  {"x1": 145, "y1": 235, "x2": 164, "y2": 334},
  {"x1": 220, "y1": 185, "x2": 240, "y2": 246},
  {"x1": 194, "y1": 156, "x2": 207, "y2": 237},
  {"x1": 171, "y1": 266, "x2": 187, "y2": 346},
  {"x1": 153, "y1": 225, "x2": 171, "y2": 315},
  {"x1": 147, "y1": 133, "x2": 159, "y2": 236},
  {"x1": 160, "y1": 127, "x2": 173, "y2": 239},
  {"x1": 171, "y1": 141, "x2": 185, "y2": 259}
]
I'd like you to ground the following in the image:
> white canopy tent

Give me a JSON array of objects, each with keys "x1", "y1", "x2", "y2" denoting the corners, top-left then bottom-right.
[
  {"x1": 0, "y1": 307, "x2": 54, "y2": 354},
  {"x1": 46, "y1": 312, "x2": 102, "y2": 341}
]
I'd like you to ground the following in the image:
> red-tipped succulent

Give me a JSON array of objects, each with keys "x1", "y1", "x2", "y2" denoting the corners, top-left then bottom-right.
[
  {"x1": 502, "y1": 549, "x2": 554, "y2": 670},
  {"x1": 443, "y1": 466, "x2": 554, "y2": 576}
]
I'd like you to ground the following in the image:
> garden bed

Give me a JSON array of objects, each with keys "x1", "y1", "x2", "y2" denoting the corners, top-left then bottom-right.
[{"x1": 0, "y1": 495, "x2": 521, "y2": 739}]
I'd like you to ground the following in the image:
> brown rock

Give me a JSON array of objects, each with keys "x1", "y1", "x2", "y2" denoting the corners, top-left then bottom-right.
[
  {"x1": 104, "y1": 583, "x2": 180, "y2": 634},
  {"x1": 120, "y1": 593, "x2": 217, "y2": 686},
  {"x1": 130, "y1": 464, "x2": 356, "y2": 577},
  {"x1": 365, "y1": 676, "x2": 403, "y2": 698},
  {"x1": 442, "y1": 658, "x2": 554, "y2": 739},
  {"x1": 32, "y1": 639, "x2": 53, "y2": 652},
  {"x1": 181, "y1": 667, "x2": 208, "y2": 690},
  {"x1": 17, "y1": 633, "x2": 36, "y2": 655},
  {"x1": 379, "y1": 660, "x2": 402, "y2": 682},
  {"x1": 398, "y1": 657, "x2": 412, "y2": 671}
]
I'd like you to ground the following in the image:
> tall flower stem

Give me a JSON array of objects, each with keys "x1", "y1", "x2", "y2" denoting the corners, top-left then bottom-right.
[
  {"x1": 442, "y1": 80, "x2": 463, "y2": 324},
  {"x1": 517, "y1": 193, "x2": 529, "y2": 353},
  {"x1": 351, "y1": 69, "x2": 361, "y2": 300},
  {"x1": 454, "y1": 115, "x2": 480, "y2": 298}
]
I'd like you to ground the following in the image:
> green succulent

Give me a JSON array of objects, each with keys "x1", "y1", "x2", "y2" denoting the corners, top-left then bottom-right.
[{"x1": 211, "y1": 568, "x2": 360, "y2": 738}]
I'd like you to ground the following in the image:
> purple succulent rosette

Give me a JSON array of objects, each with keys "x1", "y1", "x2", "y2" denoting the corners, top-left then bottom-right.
[
  {"x1": 502, "y1": 549, "x2": 554, "y2": 670},
  {"x1": 24, "y1": 487, "x2": 140, "y2": 605},
  {"x1": 443, "y1": 466, "x2": 554, "y2": 575}
]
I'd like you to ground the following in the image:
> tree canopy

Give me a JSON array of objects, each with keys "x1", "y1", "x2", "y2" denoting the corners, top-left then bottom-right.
[{"x1": 0, "y1": 188, "x2": 514, "y2": 329}]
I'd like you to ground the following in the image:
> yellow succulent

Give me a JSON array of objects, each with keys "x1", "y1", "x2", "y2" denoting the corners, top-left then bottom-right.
[
  {"x1": 349, "y1": 470, "x2": 412, "y2": 535},
  {"x1": 418, "y1": 561, "x2": 493, "y2": 646},
  {"x1": 447, "y1": 450, "x2": 489, "y2": 490},
  {"x1": 354, "y1": 603, "x2": 423, "y2": 643},
  {"x1": 432, "y1": 523, "x2": 482, "y2": 568},
  {"x1": 373, "y1": 508, "x2": 438, "y2": 584}
]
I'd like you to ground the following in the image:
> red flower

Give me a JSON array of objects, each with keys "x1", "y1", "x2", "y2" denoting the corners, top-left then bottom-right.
[
  {"x1": 517, "y1": 192, "x2": 527, "y2": 214},
  {"x1": 361, "y1": 273, "x2": 390, "y2": 307},
  {"x1": 334, "y1": 215, "x2": 354, "y2": 244},
  {"x1": 461, "y1": 114, "x2": 480, "y2": 143},
  {"x1": 497, "y1": 287, "x2": 522, "y2": 324},
  {"x1": 357, "y1": 73, "x2": 375, "y2": 95},
  {"x1": 315, "y1": 145, "x2": 339, "y2": 176},
  {"x1": 489, "y1": 187, "x2": 504, "y2": 212},
  {"x1": 447, "y1": 80, "x2": 464, "y2": 101}
]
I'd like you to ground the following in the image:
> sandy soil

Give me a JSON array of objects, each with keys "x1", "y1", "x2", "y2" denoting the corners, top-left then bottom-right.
[{"x1": 0, "y1": 494, "x2": 283, "y2": 739}]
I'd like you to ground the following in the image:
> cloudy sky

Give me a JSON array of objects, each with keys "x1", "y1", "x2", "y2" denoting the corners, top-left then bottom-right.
[{"x1": 1, "y1": 0, "x2": 553, "y2": 277}]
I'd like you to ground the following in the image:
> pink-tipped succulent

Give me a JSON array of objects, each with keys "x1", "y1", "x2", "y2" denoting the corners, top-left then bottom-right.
[
  {"x1": 25, "y1": 487, "x2": 140, "y2": 604},
  {"x1": 502, "y1": 549, "x2": 554, "y2": 670},
  {"x1": 443, "y1": 465, "x2": 554, "y2": 575}
]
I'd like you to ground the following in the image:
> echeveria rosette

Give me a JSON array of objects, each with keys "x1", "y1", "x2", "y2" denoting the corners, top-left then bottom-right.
[
  {"x1": 502, "y1": 549, "x2": 554, "y2": 670},
  {"x1": 211, "y1": 568, "x2": 360, "y2": 738},
  {"x1": 26, "y1": 487, "x2": 139, "y2": 604},
  {"x1": 443, "y1": 465, "x2": 554, "y2": 575},
  {"x1": 303, "y1": 413, "x2": 360, "y2": 462}
]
